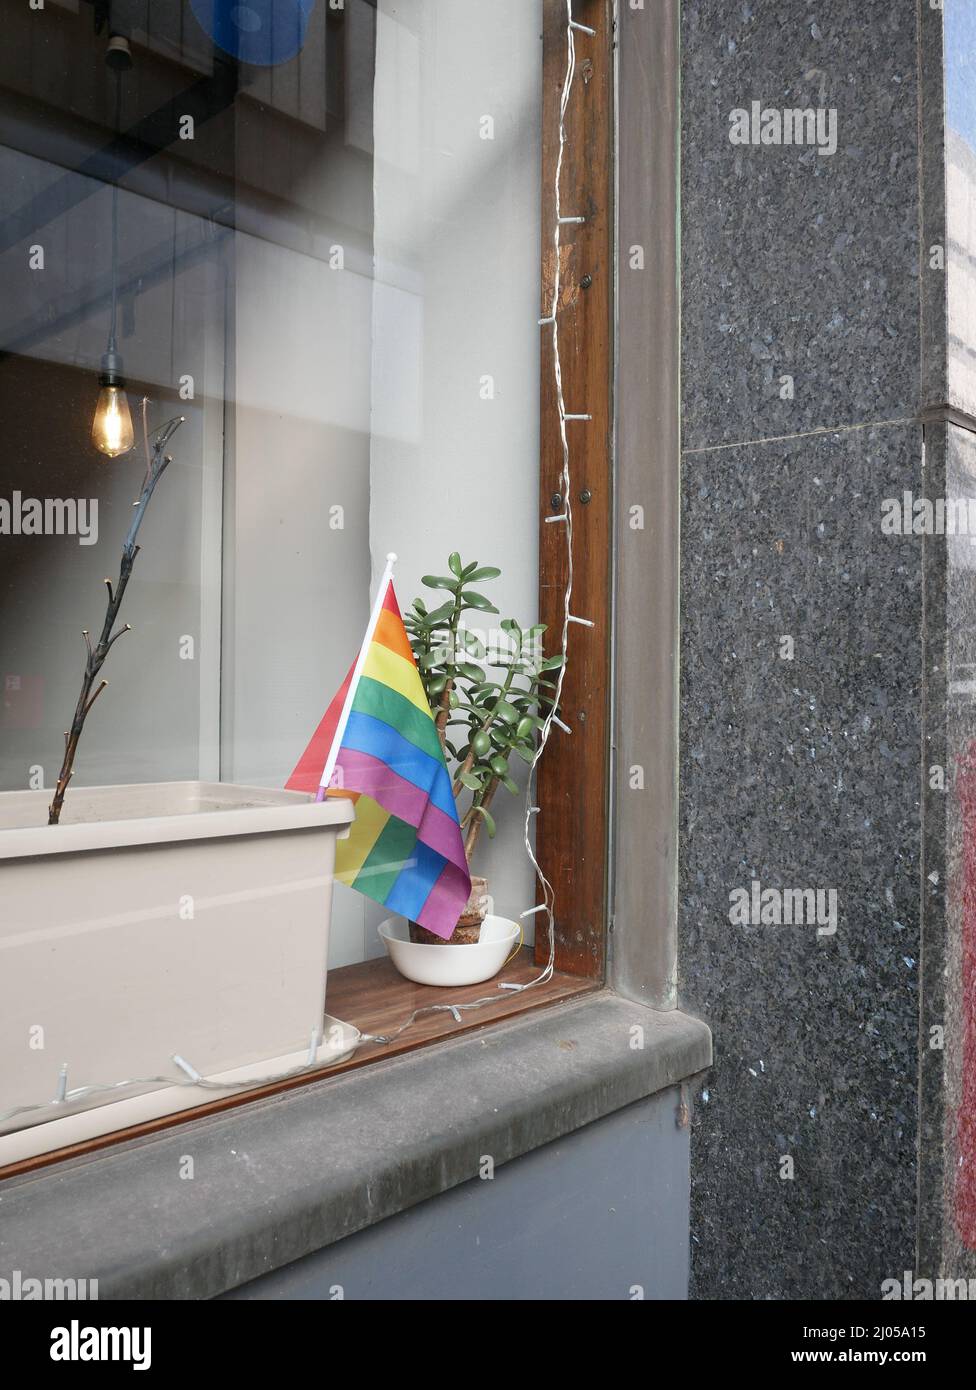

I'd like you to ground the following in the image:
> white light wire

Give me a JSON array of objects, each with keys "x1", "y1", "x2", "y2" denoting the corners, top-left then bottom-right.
[
  {"x1": 0, "y1": 1033, "x2": 332, "y2": 1127},
  {"x1": 508, "y1": 0, "x2": 581, "y2": 997},
  {"x1": 0, "y1": 4, "x2": 592, "y2": 1117}
]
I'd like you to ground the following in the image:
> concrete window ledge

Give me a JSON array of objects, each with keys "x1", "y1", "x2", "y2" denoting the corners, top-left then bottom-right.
[{"x1": 0, "y1": 992, "x2": 711, "y2": 1300}]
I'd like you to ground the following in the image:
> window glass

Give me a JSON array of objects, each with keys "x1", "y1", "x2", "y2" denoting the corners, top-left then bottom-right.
[
  {"x1": 1, "y1": 1, "x2": 552, "y2": 1161},
  {"x1": 0, "y1": 0, "x2": 542, "y2": 976}
]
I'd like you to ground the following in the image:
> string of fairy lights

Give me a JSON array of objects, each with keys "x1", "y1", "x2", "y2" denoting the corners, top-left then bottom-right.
[{"x1": 0, "y1": 0, "x2": 598, "y2": 1128}]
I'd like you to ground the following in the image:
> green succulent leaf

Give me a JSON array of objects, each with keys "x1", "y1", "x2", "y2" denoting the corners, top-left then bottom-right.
[
  {"x1": 471, "y1": 805, "x2": 497, "y2": 839},
  {"x1": 409, "y1": 555, "x2": 544, "y2": 832},
  {"x1": 425, "y1": 601, "x2": 457, "y2": 625},
  {"x1": 461, "y1": 591, "x2": 500, "y2": 613}
]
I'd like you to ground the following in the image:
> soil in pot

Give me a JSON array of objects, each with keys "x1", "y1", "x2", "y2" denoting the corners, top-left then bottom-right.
[{"x1": 409, "y1": 876, "x2": 488, "y2": 945}]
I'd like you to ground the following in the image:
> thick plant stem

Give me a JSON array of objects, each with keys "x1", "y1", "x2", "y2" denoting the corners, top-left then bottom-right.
[
  {"x1": 464, "y1": 778, "x2": 499, "y2": 863},
  {"x1": 435, "y1": 679, "x2": 453, "y2": 750},
  {"x1": 434, "y1": 605, "x2": 462, "y2": 748},
  {"x1": 47, "y1": 413, "x2": 183, "y2": 826}
]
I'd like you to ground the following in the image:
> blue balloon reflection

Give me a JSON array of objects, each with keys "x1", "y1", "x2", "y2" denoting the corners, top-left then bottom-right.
[{"x1": 190, "y1": 1, "x2": 317, "y2": 68}]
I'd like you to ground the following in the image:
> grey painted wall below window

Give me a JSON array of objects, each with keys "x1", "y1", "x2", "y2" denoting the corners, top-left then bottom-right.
[{"x1": 222, "y1": 1088, "x2": 690, "y2": 1302}]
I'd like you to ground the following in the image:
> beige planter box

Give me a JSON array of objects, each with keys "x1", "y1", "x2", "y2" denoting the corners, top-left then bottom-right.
[{"x1": 0, "y1": 783, "x2": 355, "y2": 1162}]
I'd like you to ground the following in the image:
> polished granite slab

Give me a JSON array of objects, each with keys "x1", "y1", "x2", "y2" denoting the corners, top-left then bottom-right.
[
  {"x1": 677, "y1": 0, "x2": 976, "y2": 1300},
  {"x1": 681, "y1": 0, "x2": 920, "y2": 452},
  {"x1": 679, "y1": 422, "x2": 923, "y2": 1298}
]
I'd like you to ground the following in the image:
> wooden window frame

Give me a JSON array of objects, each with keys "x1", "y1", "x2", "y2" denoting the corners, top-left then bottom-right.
[
  {"x1": 0, "y1": 0, "x2": 615, "y2": 1180},
  {"x1": 536, "y1": 0, "x2": 614, "y2": 980}
]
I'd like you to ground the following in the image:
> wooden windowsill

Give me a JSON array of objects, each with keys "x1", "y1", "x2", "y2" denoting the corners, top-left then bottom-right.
[
  {"x1": 324, "y1": 948, "x2": 600, "y2": 1073},
  {"x1": 0, "y1": 950, "x2": 599, "y2": 1180}
]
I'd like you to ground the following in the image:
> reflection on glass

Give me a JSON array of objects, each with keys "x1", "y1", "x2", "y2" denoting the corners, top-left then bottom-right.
[
  {"x1": 0, "y1": 0, "x2": 542, "y2": 966},
  {"x1": 945, "y1": 0, "x2": 976, "y2": 412},
  {"x1": 0, "y1": 0, "x2": 547, "y2": 1152}
]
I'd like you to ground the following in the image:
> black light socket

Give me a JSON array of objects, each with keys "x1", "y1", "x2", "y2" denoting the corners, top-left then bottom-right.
[
  {"x1": 99, "y1": 348, "x2": 125, "y2": 388},
  {"x1": 105, "y1": 34, "x2": 133, "y2": 70}
]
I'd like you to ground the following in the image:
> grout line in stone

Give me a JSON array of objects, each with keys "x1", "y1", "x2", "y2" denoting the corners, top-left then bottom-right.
[{"x1": 681, "y1": 416, "x2": 921, "y2": 457}]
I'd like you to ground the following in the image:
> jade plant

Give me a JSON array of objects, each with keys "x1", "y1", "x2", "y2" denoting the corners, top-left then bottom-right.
[{"x1": 404, "y1": 554, "x2": 563, "y2": 866}]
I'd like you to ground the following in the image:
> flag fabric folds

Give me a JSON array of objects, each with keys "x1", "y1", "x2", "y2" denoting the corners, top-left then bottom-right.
[{"x1": 287, "y1": 581, "x2": 471, "y2": 940}]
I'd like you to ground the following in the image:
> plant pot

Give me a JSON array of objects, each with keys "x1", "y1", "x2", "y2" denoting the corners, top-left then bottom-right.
[
  {"x1": 379, "y1": 914, "x2": 520, "y2": 987},
  {"x1": 0, "y1": 781, "x2": 355, "y2": 1159},
  {"x1": 408, "y1": 875, "x2": 489, "y2": 945}
]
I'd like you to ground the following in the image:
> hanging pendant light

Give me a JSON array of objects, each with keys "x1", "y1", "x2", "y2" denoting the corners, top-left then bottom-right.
[
  {"x1": 91, "y1": 354, "x2": 134, "y2": 458},
  {"x1": 92, "y1": 43, "x2": 134, "y2": 459}
]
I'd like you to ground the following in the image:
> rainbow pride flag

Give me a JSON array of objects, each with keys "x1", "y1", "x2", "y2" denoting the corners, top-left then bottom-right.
[{"x1": 287, "y1": 563, "x2": 471, "y2": 940}]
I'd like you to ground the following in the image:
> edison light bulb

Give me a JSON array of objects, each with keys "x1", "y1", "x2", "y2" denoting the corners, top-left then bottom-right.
[{"x1": 91, "y1": 382, "x2": 134, "y2": 458}]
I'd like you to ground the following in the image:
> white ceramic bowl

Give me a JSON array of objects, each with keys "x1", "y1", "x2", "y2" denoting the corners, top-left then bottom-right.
[{"x1": 378, "y1": 914, "x2": 520, "y2": 987}]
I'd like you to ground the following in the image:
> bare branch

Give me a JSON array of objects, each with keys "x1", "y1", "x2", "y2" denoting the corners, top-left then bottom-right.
[
  {"x1": 141, "y1": 396, "x2": 152, "y2": 487},
  {"x1": 83, "y1": 680, "x2": 108, "y2": 717},
  {"x1": 153, "y1": 415, "x2": 185, "y2": 452},
  {"x1": 47, "y1": 409, "x2": 183, "y2": 824}
]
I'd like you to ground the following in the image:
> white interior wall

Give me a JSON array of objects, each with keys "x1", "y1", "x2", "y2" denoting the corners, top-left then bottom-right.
[
  {"x1": 225, "y1": 163, "x2": 374, "y2": 967},
  {"x1": 367, "y1": 0, "x2": 543, "y2": 946}
]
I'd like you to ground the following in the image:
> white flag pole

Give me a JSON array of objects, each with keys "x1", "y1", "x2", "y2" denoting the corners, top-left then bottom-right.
[{"x1": 316, "y1": 552, "x2": 398, "y2": 801}]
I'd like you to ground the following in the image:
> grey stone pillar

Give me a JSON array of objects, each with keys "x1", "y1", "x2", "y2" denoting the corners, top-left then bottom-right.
[{"x1": 679, "y1": 0, "x2": 975, "y2": 1298}]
